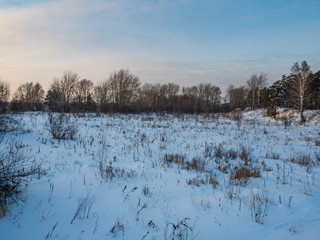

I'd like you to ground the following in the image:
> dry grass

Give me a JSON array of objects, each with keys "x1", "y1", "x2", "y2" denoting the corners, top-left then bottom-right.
[
  {"x1": 187, "y1": 176, "x2": 219, "y2": 188},
  {"x1": 230, "y1": 166, "x2": 261, "y2": 185},
  {"x1": 290, "y1": 154, "x2": 314, "y2": 166}
]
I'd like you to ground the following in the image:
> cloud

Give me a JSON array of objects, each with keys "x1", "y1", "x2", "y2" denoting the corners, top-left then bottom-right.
[{"x1": 0, "y1": 0, "x2": 319, "y2": 94}]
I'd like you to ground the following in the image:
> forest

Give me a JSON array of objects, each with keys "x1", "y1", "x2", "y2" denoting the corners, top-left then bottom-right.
[{"x1": 1, "y1": 61, "x2": 320, "y2": 123}]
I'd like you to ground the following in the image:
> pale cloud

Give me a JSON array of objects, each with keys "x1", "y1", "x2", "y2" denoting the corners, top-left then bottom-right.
[
  {"x1": 0, "y1": 0, "x2": 319, "y2": 94},
  {"x1": 0, "y1": 0, "x2": 194, "y2": 91}
]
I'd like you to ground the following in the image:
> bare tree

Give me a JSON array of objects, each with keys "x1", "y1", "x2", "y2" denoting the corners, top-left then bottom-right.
[
  {"x1": 181, "y1": 86, "x2": 199, "y2": 113},
  {"x1": 166, "y1": 83, "x2": 180, "y2": 112},
  {"x1": 12, "y1": 82, "x2": 45, "y2": 111},
  {"x1": 226, "y1": 84, "x2": 246, "y2": 110},
  {"x1": 211, "y1": 85, "x2": 221, "y2": 110},
  {"x1": 247, "y1": 74, "x2": 259, "y2": 110},
  {"x1": 108, "y1": 69, "x2": 140, "y2": 112},
  {"x1": 46, "y1": 71, "x2": 80, "y2": 112},
  {"x1": 94, "y1": 81, "x2": 111, "y2": 112},
  {"x1": 60, "y1": 71, "x2": 80, "y2": 112},
  {"x1": 75, "y1": 79, "x2": 94, "y2": 112},
  {"x1": 289, "y1": 61, "x2": 312, "y2": 123},
  {"x1": 0, "y1": 81, "x2": 10, "y2": 112},
  {"x1": 257, "y1": 73, "x2": 268, "y2": 108},
  {"x1": 198, "y1": 83, "x2": 221, "y2": 112},
  {"x1": 139, "y1": 83, "x2": 161, "y2": 112},
  {"x1": 46, "y1": 79, "x2": 64, "y2": 112}
]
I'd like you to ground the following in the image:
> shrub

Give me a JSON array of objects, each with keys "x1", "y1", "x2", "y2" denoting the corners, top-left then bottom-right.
[
  {"x1": 214, "y1": 144, "x2": 225, "y2": 159},
  {"x1": 239, "y1": 144, "x2": 253, "y2": 164},
  {"x1": 231, "y1": 109, "x2": 242, "y2": 121},
  {"x1": 282, "y1": 117, "x2": 291, "y2": 129},
  {"x1": 164, "y1": 218, "x2": 195, "y2": 240},
  {"x1": 70, "y1": 194, "x2": 95, "y2": 224},
  {"x1": 230, "y1": 166, "x2": 261, "y2": 185},
  {"x1": 0, "y1": 114, "x2": 19, "y2": 143},
  {"x1": 184, "y1": 157, "x2": 207, "y2": 173},
  {"x1": 225, "y1": 149, "x2": 238, "y2": 160},
  {"x1": 0, "y1": 142, "x2": 42, "y2": 217},
  {"x1": 204, "y1": 143, "x2": 213, "y2": 159},
  {"x1": 99, "y1": 160, "x2": 135, "y2": 182},
  {"x1": 250, "y1": 192, "x2": 269, "y2": 224},
  {"x1": 48, "y1": 113, "x2": 77, "y2": 140},
  {"x1": 187, "y1": 175, "x2": 219, "y2": 188},
  {"x1": 163, "y1": 154, "x2": 186, "y2": 168},
  {"x1": 110, "y1": 219, "x2": 125, "y2": 237},
  {"x1": 290, "y1": 154, "x2": 314, "y2": 166}
]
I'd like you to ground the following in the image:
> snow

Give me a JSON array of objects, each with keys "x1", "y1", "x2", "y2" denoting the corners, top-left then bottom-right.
[{"x1": 0, "y1": 111, "x2": 320, "y2": 240}]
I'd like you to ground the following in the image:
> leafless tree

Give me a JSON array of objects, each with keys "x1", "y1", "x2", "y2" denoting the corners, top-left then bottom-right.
[
  {"x1": 108, "y1": 69, "x2": 140, "y2": 112},
  {"x1": 257, "y1": 73, "x2": 268, "y2": 107},
  {"x1": 198, "y1": 83, "x2": 221, "y2": 112},
  {"x1": 139, "y1": 83, "x2": 161, "y2": 112},
  {"x1": 94, "y1": 81, "x2": 111, "y2": 112},
  {"x1": 182, "y1": 85, "x2": 199, "y2": 113},
  {"x1": 75, "y1": 79, "x2": 94, "y2": 112},
  {"x1": 211, "y1": 85, "x2": 221, "y2": 110},
  {"x1": 47, "y1": 71, "x2": 80, "y2": 112},
  {"x1": 247, "y1": 74, "x2": 259, "y2": 110},
  {"x1": 46, "y1": 79, "x2": 64, "y2": 112},
  {"x1": 60, "y1": 71, "x2": 80, "y2": 112},
  {"x1": 0, "y1": 81, "x2": 10, "y2": 112},
  {"x1": 226, "y1": 84, "x2": 246, "y2": 109},
  {"x1": 166, "y1": 83, "x2": 180, "y2": 112},
  {"x1": 12, "y1": 82, "x2": 45, "y2": 111},
  {"x1": 289, "y1": 61, "x2": 312, "y2": 123}
]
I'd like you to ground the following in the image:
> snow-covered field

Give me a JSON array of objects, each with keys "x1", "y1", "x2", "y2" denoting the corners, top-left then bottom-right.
[{"x1": 1, "y1": 111, "x2": 320, "y2": 240}]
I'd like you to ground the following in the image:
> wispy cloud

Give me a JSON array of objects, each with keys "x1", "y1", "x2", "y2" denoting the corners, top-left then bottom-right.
[{"x1": 0, "y1": 0, "x2": 319, "y2": 93}]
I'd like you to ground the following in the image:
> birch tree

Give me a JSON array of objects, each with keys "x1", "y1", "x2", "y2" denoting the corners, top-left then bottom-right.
[
  {"x1": 257, "y1": 73, "x2": 268, "y2": 107},
  {"x1": 289, "y1": 61, "x2": 312, "y2": 123},
  {"x1": 247, "y1": 74, "x2": 259, "y2": 110}
]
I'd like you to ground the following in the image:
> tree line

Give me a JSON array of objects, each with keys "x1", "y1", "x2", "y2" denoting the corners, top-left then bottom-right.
[{"x1": 0, "y1": 61, "x2": 319, "y2": 120}]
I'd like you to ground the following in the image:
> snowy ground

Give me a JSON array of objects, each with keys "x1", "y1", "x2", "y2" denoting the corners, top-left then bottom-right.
[{"x1": 1, "y1": 111, "x2": 320, "y2": 240}]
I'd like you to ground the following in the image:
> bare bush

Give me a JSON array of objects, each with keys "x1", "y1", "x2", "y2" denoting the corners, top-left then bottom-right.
[
  {"x1": 142, "y1": 185, "x2": 150, "y2": 196},
  {"x1": 70, "y1": 194, "x2": 95, "y2": 224},
  {"x1": 99, "y1": 160, "x2": 135, "y2": 182},
  {"x1": 110, "y1": 219, "x2": 125, "y2": 237},
  {"x1": 225, "y1": 149, "x2": 238, "y2": 160},
  {"x1": 214, "y1": 144, "x2": 225, "y2": 159},
  {"x1": 290, "y1": 154, "x2": 314, "y2": 166},
  {"x1": 266, "y1": 152, "x2": 280, "y2": 160},
  {"x1": 249, "y1": 192, "x2": 269, "y2": 224},
  {"x1": 282, "y1": 117, "x2": 291, "y2": 129},
  {"x1": 99, "y1": 160, "x2": 115, "y2": 181},
  {"x1": 203, "y1": 142, "x2": 214, "y2": 159},
  {"x1": 163, "y1": 154, "x2": 209, "y2": 173},
  {"x1": 230, "y1": 109, "x2": 242, "y2": 121},
  {"x1": 230, "y1": 166, "x2": 261, "y2": 185},
  {"x1": 184, "y1": 157, "x2": 207, "y2": 173},
  {"x1": 187, "y1": 175, "x2": 219, "y2": 188},
  {"x1": 0, "y1": 142, "x2": 42, "y2": 217},
  {"x1": 164, "y1": 218, "x2": 196, "y2": 240},
  {"x1": 0, "y1": 114, "x2": 19, "y2": 134},
  {"x1": 239, "y1": 144, "x2": 253, "y2": 164},
  {"x1": 163, "y1": 154, "x2": 186, "y2": 168},
  {"x1": 48, "y1": 113, "x2": 78, "y2": 140}
]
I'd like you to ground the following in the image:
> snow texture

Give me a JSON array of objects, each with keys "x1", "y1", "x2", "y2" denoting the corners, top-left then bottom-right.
[{"x1": 0, "y1": 110, "x2": 320, "y2": 240}]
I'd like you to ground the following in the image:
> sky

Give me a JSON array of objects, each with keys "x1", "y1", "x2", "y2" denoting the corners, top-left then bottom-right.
[{"x1": 1, "y1": 0, "x2": 320, "y2": 94}]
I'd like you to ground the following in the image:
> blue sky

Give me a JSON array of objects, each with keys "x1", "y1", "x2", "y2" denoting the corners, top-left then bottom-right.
[{"x1": 1, "y1": 0, "x2": 320, "y2": 93}]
